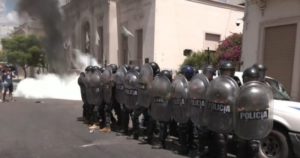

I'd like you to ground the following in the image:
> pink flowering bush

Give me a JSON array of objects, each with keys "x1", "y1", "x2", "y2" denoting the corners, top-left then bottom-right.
[{"x1": 217, "y1": 33, "x2": 242, "y2": 61}]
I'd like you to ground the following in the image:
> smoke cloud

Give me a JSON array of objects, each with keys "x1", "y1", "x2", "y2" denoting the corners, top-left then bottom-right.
[
  {"x1": 14, "y1": 50, "x2": 100, "y2": 100},
  {"x1": 17, "y1": 0, "x2": 66, "y2": 74}
]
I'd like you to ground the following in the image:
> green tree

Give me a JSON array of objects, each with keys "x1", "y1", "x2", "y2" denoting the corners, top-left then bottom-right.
[
  {"x1": 180, "y1": 50, "x2": 219, "y2": 70},
  {"x1": 1, "y1": 35, "x2": 46, "y2": 78}
]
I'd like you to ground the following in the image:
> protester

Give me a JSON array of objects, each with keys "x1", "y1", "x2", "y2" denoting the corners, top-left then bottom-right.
[{"x1": 2, "y1": 68, "x2": 15, "y2": 102}]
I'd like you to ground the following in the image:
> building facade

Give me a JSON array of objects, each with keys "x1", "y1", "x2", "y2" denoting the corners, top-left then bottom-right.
[
  {"x1": 63, "y1": 0, "x2": 118, "y2": 65},
  {"x1": 63, "y1": 0, "x2": 244, "y2": 70},
  {"x1": 241, "y1": 0, "x2": 300, "y2": 101}
]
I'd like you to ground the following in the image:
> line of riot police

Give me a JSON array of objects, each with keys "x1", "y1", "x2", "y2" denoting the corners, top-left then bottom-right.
[{"x1": 77, "y1": 61, "x2": 274, "y2": 158}]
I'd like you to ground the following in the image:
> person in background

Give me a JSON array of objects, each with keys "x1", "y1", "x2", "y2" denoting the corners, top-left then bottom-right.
[
  {"x1": 2, "y1": 68, "x2": 15, "y2": 102},
  {"x1": 0, "y1": 67, "x2": 3, "y2": 102}
]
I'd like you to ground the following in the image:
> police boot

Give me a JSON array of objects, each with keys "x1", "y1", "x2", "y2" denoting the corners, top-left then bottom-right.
[
  {"x1": 178, "y1": 123, "x2": 189, "y2": 155},
  {"x1": 248, "y1": 140, "x2": 260, "y2": 158}
]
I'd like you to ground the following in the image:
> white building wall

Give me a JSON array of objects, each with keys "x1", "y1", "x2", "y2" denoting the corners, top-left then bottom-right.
[
  {"x1": 118, "y1": 0, "x2": 156, "y2": 64},
  {"x1": 154, "y1": 0, "x2": 244, "y2": 70},
  {"x1": 241, "y1": 0, "x2": 300, "y2": 101}
]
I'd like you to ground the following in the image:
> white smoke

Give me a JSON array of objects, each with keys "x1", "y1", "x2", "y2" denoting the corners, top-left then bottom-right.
[{"x1": 14, "y1": 50, "x2": 100, "y2": 100}]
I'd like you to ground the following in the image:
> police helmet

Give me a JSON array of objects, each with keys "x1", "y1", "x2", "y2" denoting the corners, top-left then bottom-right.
[
  {"x1": 149, "y1": 62, "x2": 160, "y2": 76},
  {"x1": 203, "y1": 64, "x2": 216, "y2": 81},
  {"x1": 123, "y1": 64, "x2": 131, "y2": 71},
  {"x1": 180, "y1": 65, "x2": 195, "y2": 81},
  {"x1": 109, "y1": 64, "x2": 118, "y2": 73},
  {"x1": 160, "y1": 70, "x2": 172, "y2": 82},
  {"x1": 93, "y1": 66, "x2": 101, "y2": 72},
  {"x1": 253, "y1": 64, "x2": 267, "y2": 81},
  {"x1": 242, "y1": 66, "x2": 260, "y2": 83},
  {"x1": 100, "y1": 67, "x2": 106, "y2": 73},
  {"x1": 219, "y1": 61, "x2": 235, "y2": 77},
  {"x1": 85, "y1": 65, "x2": 93, "y2": 72}
]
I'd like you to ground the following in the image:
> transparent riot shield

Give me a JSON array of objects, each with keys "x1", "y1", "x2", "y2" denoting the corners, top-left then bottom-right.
[
  {"x1": 170, "y1": 74, "x2": 189, "y2": 123},
  {"x1": 114, "y1": 66, "x2": 127, "y2": 105},
  {"x1": 187, "y1": 73, "x2": 209, "y2": 127},
  {"x1": 124, "y1": 70, "x2": 140, "y2": 110},
  {"x1": 206, "y1": 76, "x2": 239, "y2": 133},
  {"x1": 137, "y1": 64, "x2": 154, "y2": 108},
  {"x1": 150, "y1": 75, "x2": 172, "y2": 122},
  {"x1": 87, "y1": 72, "x2": 101, "y2": 106},
  {"x1": 102, "y1": 68, "x2": 113, "y2": 105},
  {"x1": 234, "y1": 81, "x2": 274, "y2": 140}
]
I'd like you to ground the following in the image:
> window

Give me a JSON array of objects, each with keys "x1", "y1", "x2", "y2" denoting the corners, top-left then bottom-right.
[{"x1": 204, "y1": 33, "x2": 221, "y2": 51}]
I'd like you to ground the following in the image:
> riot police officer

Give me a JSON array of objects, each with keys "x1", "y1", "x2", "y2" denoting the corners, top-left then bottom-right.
[
  {"x1": 191, "y1": 64, "x2": 216, "y2": 157},
  {"x1": 149, "y1": 70, "x2": 173, "y2": 149},
  {"x1": 114, "y1": 64, "x2": 130, "y2": 135},
  {"x1": 100, "y1": 64, "x2": 121, "y2": 133},
  {"x1": 133, "y1": 62, "x2": 160, "y2": 140},
  {"x1": 77, "y1": 67, "x2": 89, "y2": 122},
  {"x1": 172, "y1": 65, "x2": 195, "y2": 155},
  {"x1": 235, "y1": 65, "x2": 273, "y2": 158},
  {"x1": 83, "y1": 65, "x2": 95, "y2": 125},
  {"x1": 206, "y1": 61, "x2": 240, "y2": 158},
  {"x1": 122, "y1": 65, "x2": 140, "y2": 136}
]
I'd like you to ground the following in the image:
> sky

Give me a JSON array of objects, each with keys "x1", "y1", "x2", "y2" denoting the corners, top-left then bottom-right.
[{"x1": 0, "y1": 0, "x2": 19, "y2": 26}]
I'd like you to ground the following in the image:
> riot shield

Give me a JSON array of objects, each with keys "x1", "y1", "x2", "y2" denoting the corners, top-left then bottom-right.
[
  {"x1": 124, "y1": 70, "x2": 140, "y2": 110},
  {"x1": 150, "y1": 75, "x2": 172, "y2": 122},
  {"x1": 78, "y1": 72, "x2": 88, "y2": 104},
  {"x1": 114, "y1": 66, "x2": 127, "y2": 105},
  {"x1": 137, "y1": 64, "x2": 154, "y2": 108},
  {"x1": 102, "y1": 68, "x2": 113, "y2": 104},
  {"x1": 234, "y1": 81, "x2": 273, "y2": 140},
  {"x1": 187, "y1": 73, "x2": 209, "y2": 127},
  {"x1": 206, "y1": 76, "x2": 239, "y2": 133},
  {"x1": 170, "y1": 74, "x2": 189, "y2": 123},
  {"x1": 90, "y1": 71, "x2": 103, "y2": 107},
  {"x1": 85, "y1": 72, "x2": 94, "y2": 105}
]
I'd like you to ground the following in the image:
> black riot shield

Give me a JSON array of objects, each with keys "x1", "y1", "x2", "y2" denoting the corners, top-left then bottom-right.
[
  {"x1": 124, "y1": 70, "x2": 139, "y2": 110},
  {"x1": 235, "y1": 81, "x2": 273, "y2": 140},
  {"x1": 114, "y1": 66, "x2": 127, "y2": 105},
  {"x1": 150, "y1": 75, "x2": 172, "y2": 122},
  {"x1": 205, "y1": 76, "x2": 239, "y2": 133},
  {"x1": 187, "y1": 73, "x2": 209, "y2": 127},
  {"x1": 170, "y1": 74, "x2": 189, "y2": 123},
  {"x1": 137, "y1": 64, "x2": 154, "y2": 108},
  {"x1": 85, "y1": 72, "x2": 94, "y2": 105},
  {"x1": 78, "y1": 72, "x2": 87, "y2": 104},
  {"x1": 102, "y1": 67, "x2": 113, "y2": 105}
]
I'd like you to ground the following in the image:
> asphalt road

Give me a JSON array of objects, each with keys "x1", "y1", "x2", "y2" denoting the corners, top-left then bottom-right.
[{"x1": 0, "y1": 98, "x2": 186, "y2": 158}]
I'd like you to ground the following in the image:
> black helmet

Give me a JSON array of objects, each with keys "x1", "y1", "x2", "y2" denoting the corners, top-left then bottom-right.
[
  {"x1": 93, "y1": 66, "x2": 101, "y2": 72},
  {"x1": 149, "y1": 62, "x2": 160, "y2": 76},
  {"x1": 85, "y1": 65, "x2": 93, "y2": 72},
  {"x1": 160, "y1": 70, "x2": 172, "y2": 82},
  {"x1": 242, "y1": 66, "x2": 260, "y2": 83},
  {"x1": 253, "y1": 64, "x2": 267, "y2": 81},
  {"x1": 180, "y1": 65, "x2": 195, "y2": 81},
  {"x1": 100, "y1": 67, "x2": 106, "y2": 73},
  {"x1": 123, "y1": 64, "x2": 131, "y2": 71},
  {"x1": 219, "y1": 61, "x2": 235, "y2": 77},
  {"x1": 109, "y1": 64, "x2": 118, "y2": 73},
  {"x1": 203, "y1": 64, "x2": 216, "y2": 81}
]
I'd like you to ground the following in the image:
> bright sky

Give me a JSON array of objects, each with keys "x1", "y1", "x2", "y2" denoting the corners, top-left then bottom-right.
[{"x1": 0, "y1": 0, "x2": 19, "y2": 26}]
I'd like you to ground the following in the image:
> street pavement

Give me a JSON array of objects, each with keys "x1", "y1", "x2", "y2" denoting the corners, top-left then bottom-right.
[{"x1": 0, "y1": 98, "x2": 186, "y2": 158}]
